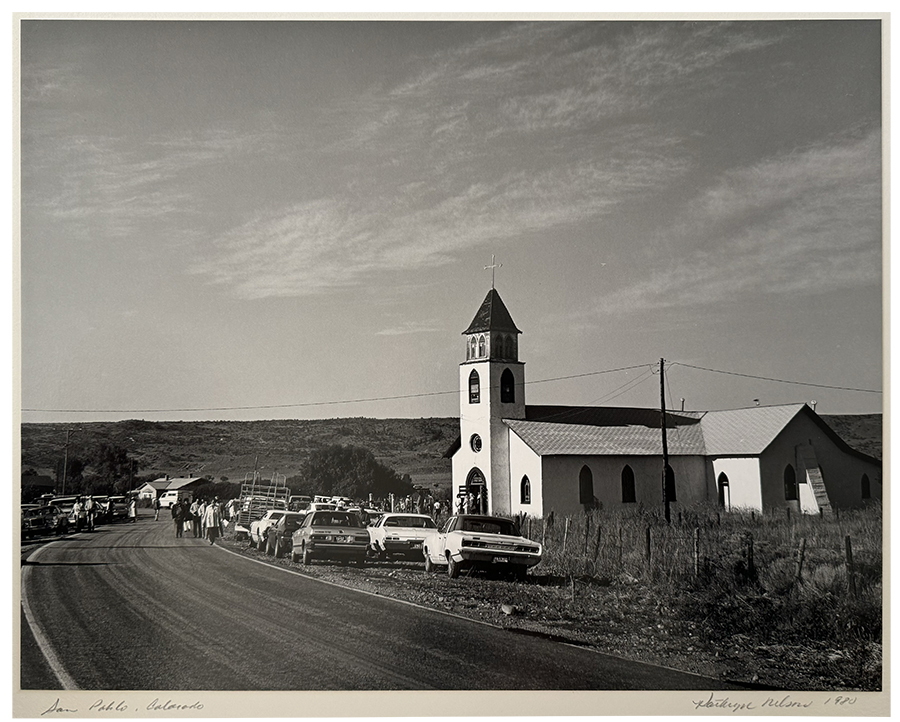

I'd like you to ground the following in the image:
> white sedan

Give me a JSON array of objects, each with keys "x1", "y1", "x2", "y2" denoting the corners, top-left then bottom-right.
[
  {"x1": 367, "y1": 513, "x2": 437, "y2": 561},
  {"x1": 422, "y1": 514, "x2": 542, "y2": 580},
  {"x1": 249, "y1": 510, "x2": 286, "y2": 551}
]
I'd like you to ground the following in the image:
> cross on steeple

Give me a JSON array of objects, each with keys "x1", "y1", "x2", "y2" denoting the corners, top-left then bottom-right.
[{"x1": 484, "y1": 254, "x2": 502, "y2": 289}]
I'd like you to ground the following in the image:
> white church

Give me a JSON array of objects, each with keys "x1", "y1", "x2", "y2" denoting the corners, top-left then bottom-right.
[{"x1": 446, "y1": 288, "x2": 882, "y2": 518}]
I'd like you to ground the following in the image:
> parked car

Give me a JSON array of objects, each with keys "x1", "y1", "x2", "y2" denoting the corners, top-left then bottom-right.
[
  {"x1": 288, "y1": 495, "x2": 311, "y2": 511},
  {"x1": 291, "y1": 510, "x2": 369, "y2": 566},
  {"x1": 250, "y1": 510, "x2": 286, "y2": 551},
  {"x1": 265, "y1": 512, "x2": 308, "y2": 558},
  {"x1": 106, "y1": 495, "x2": 127, "y2": 520},
  {"x1": 367, "y1": 513, "x2": 437, "y2": 561},
  {"x1": 422, "y1": 514, "x2": 543, "y2": 580},
  {"x1": 21, "y1": 504, "x2": 69, "y2": 538}
]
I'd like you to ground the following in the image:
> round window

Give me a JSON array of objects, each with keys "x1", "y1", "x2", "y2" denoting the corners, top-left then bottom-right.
[{"x1": 470, "y1": 434, "x2": 482, "y2": 452}]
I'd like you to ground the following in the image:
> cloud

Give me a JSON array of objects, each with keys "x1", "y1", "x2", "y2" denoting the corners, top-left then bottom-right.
[
  {"x1": 595, "y1": 127, "x2": 882, "y2": 315},
  {"x1": 375, "y1": 321, "x2": 441, "y2": 336}
]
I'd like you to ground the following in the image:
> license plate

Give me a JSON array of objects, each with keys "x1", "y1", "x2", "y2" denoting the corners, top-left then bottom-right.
[
  {"x1": 411, "y1": 542, "x2": 422, "y2": 549},
  {"x1": 492, "y1": 556, "x2": 509, "y2": 563}
]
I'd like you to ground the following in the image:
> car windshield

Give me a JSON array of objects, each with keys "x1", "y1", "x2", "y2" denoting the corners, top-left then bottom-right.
[
  {"x1": 311, "y1": 512, "x2": 360, "y2": 528},
  {"x1": 269, "y1": 512, "x2": 285, "y2": 521},
  {"x1": 23, "y1": 508, "x2": 43, "y2": 519},
  {"x1": 459, "y1": 518, "x2": 518, "y2": 536},
  {"x1": 283, "y1": 515, "x2": 305, "y2": 531},
  {"x1": 384, "y1": 516, "x2": 437, "y2": 529}
]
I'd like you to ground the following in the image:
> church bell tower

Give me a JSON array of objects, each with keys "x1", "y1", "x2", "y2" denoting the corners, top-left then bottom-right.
[{"x1": 453, "y1": 287, "x2": 526, "y2": 515}]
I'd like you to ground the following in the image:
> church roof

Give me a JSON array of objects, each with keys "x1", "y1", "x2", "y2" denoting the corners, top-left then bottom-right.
[
  {"x1": 502, "y1": 403, "x2": 873, "y2": 460},
  {"x1": 699, "y1": 404, "x2": 807, "y2": 456},
  {"x1": 507, "y1": 406, "x2": 706, "y2": 456},
  {"x1": 462, "y1": 289, "x2": 522, "y2": 335}
]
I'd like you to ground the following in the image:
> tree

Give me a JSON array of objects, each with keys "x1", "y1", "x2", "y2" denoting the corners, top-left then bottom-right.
[
  {"x1": 298, "y1": 445, "x2": 413, "y2": 500},
  {"x1": 89, "y1": 442, "x2": 138, "y2": 494}
]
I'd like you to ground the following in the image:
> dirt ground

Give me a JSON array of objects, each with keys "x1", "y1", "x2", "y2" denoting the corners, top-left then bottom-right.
[{"x1": 221, "y1": 535, "x2": 881, "y2": 691}]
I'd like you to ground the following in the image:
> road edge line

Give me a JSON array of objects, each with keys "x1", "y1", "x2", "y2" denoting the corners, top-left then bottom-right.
[{"x1": 21, "y1": 543, "x2": 80, "y2": 690}]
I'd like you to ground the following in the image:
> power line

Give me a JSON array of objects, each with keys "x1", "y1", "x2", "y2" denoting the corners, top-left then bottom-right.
[
  {"x1": 21, "y1": 364, "x2": 649, "y2": 415},
  {"x1": 672, "y1": 362, "x2": 882, "y2": 394}
]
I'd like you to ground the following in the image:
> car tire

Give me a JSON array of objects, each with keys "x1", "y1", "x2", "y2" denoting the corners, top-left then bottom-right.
[
  {"x1": 424, "y1": 552, "x2": 434, "y2": 573},
  {"x1": 447, "y1": 555, "x2": 461, "y2": 579},
  {"x1": 302, "y1": 545, "x2": 312, "y2": 565},
  {"x1": 256, "y1": 536, "x2": 266, "y2": 552},
  {"x1": 274, "y1": 538, "x2": 283, "y2": 558},
  {"x1": 291, "y1": 550, "x2": 300, "y2": 563},
  {"x1": 266, "y1": 537, "x2": 274, "y2": 556}
]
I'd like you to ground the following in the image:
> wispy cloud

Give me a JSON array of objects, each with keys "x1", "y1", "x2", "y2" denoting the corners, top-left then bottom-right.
[
  {"x1": 375, "y1": 321, "x2": 441, "y2": 336},
  {"x1": 595, "y1": 127, "x2": 882, "y2": 315}
]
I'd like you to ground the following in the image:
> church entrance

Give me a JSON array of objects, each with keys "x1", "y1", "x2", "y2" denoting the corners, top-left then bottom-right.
[{"x1": 464, "y1": 467, "x2": 488, "y2": 514}]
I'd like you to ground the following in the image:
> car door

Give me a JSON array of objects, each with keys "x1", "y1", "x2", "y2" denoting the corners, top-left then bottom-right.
[{"x1": 432, "y1": 516, "x2": 455, "y2": 560}]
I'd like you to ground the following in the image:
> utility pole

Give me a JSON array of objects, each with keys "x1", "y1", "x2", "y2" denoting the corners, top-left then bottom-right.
[
  {"x1": 660, "y1": 358, "x2": 671, "y2": 524},
  {"x1": 61, "y1": 429, "x2": 74, "y2": 496}
]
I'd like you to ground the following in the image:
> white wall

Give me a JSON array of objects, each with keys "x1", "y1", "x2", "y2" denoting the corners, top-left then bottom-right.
[
  {"x1": 507, "y1": 429, "x2": 544, "y2": 517},
  {"x1": 709, "y1": 458, "x2": 762, "y2": 511}
]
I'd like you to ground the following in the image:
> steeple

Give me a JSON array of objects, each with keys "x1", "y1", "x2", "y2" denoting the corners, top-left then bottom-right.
[{"x1": 462, "y1": 289, "x2": 522, "y2": 335}]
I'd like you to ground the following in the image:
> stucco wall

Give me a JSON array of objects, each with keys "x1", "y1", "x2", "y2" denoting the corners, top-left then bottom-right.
[
  {"x1": 760, "y1": 412, "x2": 882, "y2": 511},
  {"x1": 539, "y1": 454, "x2": 708, "y2": 517},
  {"x1": 507, "y1": 429, "x2": 545, "y2": 517},
  {"x1": 709, "y1": 457, "x2": 762, "y2": 511}
]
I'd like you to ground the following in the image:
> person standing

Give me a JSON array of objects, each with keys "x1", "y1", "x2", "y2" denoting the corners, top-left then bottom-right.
[
  {"x1": 72, "y1": 496, "x2": 85, "y2": 532},
  {"x1": 154, "y1": 495, "x2": 161, "y2": 521},
  {"x1": 127, "y1": 496, "x2": 137, "y2": 523},
  {"x1": 84, "y1": 495, "x2": 95, "y2": 531},
  {"x1": 202, "y1": 498, "x2": 222, "y2": 545},
  {"x1": 189, "y1": 498, "x2": 201, "y2": 538},
  {"x1": 172, "y1": 500, "x2": 184, "y2": 537}
]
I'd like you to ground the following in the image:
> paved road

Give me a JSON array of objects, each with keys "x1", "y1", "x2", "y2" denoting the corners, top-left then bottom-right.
[{"x1": 21, "y1": 510, "x2": 748, "y2": 691}]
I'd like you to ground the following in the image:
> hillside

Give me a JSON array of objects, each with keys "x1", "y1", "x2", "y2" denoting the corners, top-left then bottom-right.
[
  {"x1": 20, "y1": 417, "x2": 460, "y2": 491},
  {"x1": 20, "y1": 412, "x2": 881, "y2": 492}
]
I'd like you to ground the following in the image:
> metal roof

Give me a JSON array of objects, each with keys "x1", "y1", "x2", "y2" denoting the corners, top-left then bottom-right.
[
  {"x1": 506, "y1": 406, "x2": 707, "y2": 456},
  {"x1": 504, "y1": 404, "x2": 810, "y2": 458},
  {"x1": 698, "y1": 404, "x2": 806, "y2": 456}
]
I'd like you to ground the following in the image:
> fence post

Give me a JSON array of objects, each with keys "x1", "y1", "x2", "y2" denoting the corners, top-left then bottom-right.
[
  {"x1": 693, "y1": 527, "x2": 700, "y2": 577},
  {"x1": 645, "y1": 525, "x2": 651, "y2": 569},
  {"x1": 786, "y1": 507, "x2": 791, "y2": 523},
  {"x1": 845, "y1": 536, "x2": 856, "y2": 597},
  {"x1": 583, "y1": 515, "x2": 591, "y2": 557},
  {"x1": 747, "y1": 533, "x2": 756, "y2": 580},
  {"x1": 592, "y1": 521, "x2": 603, "y2": 563},
  {"x1": 562, "y1": 518, "x2": 570, "y2": 557},
  {"x1": 794, "y1": 537, "x2": 807, "y2": 585}
]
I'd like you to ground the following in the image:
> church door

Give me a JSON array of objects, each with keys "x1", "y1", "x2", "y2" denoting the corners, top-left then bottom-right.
[{"x1": 465, "y1": 467, "x2": 487, "y2": 514}]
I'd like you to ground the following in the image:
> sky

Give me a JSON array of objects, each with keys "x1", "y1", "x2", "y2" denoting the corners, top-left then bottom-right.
[{"x1": 18, "y1": 19, "x2": 884, "y2": 423}]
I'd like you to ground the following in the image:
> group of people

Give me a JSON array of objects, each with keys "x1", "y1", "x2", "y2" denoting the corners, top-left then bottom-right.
[
  {"x1": 160, "y1": 497, "x2": 224, "y2": 545},
  {"x1": 71, "y1": 494, "x2": 137, "y2": 531}
]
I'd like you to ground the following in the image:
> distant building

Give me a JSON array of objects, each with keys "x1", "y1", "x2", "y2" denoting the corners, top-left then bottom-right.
[
  {"x1": 135, "y1": 476, "x2": 205, "y2": 501},
  {"x1": 447, "y1": 288, "x2": 882, "y2": 517}
]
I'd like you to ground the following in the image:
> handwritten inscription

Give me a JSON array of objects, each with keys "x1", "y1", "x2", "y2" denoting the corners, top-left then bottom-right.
[
  {"x1": 692, "y1": 693, "x2": 821, "y2": 713},
  {"x1": 41, "y1": 699, "x2": 77, "y2": 716},
  {"x1": 40, "y1": 697, "x2": 205, "y2": 715}
]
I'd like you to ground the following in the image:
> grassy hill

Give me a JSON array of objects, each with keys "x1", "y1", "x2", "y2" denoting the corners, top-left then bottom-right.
[
  {"x1": 20, "y1": 412, "x2": 881, "y2": 492},
  {"x1": 20, "y1": 417, "x2": 460, "y2": 491}
]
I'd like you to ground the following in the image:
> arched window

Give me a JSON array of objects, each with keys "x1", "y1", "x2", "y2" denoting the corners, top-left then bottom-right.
[
  {"x1": 468, "y1": 337, "x2": 476, "y2": 360},
  {"x1": 579, "y1": 466, "x2": 593, "y2": 505},
  {"x1": 621, "y1": 465, "x2": 636, "y2": 503},
  {"x1": 500, "y1": 368, "x2": 515, "y2": 403},
  {"x1": 468, "y1": 369, "x2": 480, "y2": 404},
  {"x1": 520, "y1": 476, "x2": 531, "y2": 504},
  {"x1": 784, "y1": 464, "x2": 798, "y2": 501},
  {"x1": 665, "y1": 464, "x2": 677, "y2": 502},
  {"x1": 477, "y1": 335, "x2": 486, "y2": 357},
  {"x1": 717, "y1": 472, "x2": 730, "y2": 509},
  {"x1": 861, "y1": 473, "x2": 871, "y2": 499}
]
